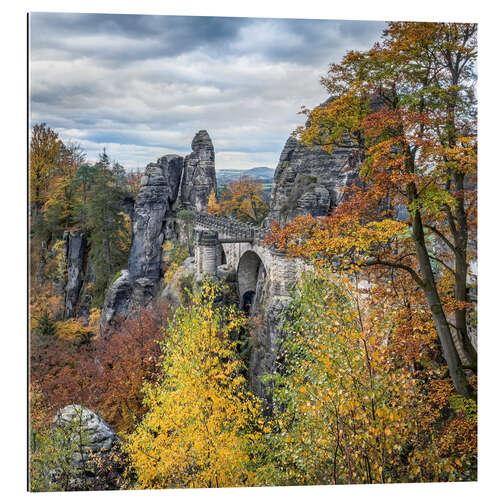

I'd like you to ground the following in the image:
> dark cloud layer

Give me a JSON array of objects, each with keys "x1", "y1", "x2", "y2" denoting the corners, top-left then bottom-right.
[{"x1": 29, "y1": 13, "x2": 385, "y2": 169}]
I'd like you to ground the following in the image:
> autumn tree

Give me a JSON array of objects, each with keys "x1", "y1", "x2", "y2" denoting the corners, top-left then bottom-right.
[
  {"x1": 126, "y1": 283, "x2": 265, "y2": 488},
  {"x1": 258, "y1": 269, "x2": 476, "y2": 485},
  {"x1": 90, "y1": 305, "x2": 168, "y2": 433},
  {"x1": 43, "y1": 142, "x2": 87, "y2": 233},
  {"x1": 269, "y1": 22, "x2": 477, "y2": 398},
  {"x1": 30, "y1": 303, "x2": 168, "y2": 435},
  {"x1": 206, "y1": 188, "x2": 219, "y2": 214},
  {"x1": 30, "y1": 123, "x2": 61, "y2": 215},
  {"x1": 211, "y1": 178, "x2": 269, "y2": 225}
]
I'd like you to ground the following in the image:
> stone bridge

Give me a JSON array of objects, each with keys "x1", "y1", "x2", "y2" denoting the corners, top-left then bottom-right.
[{"x1": 194, "y1": 213, "x2": 299, "y2": 309}]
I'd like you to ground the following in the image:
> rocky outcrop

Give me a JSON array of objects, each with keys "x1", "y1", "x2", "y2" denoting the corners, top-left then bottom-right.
[
  {"x1": 53, "y1": 405, "x2": 120, "y2": 465},
  {"x1": 99, "y1": 131, "x2": 219, "y2": 336},
  {"x1": 50, "y1": 405, "x2": 123, "y2": 490},
  {"x1": 267, "y1": 135, "x2": 359, "y2": 225},
  {"x1": 249, "y1": 296, "x2": 293, "y2": 400},
  {"x1": 129, "y1": 155, "x2": 183, "y2": 284},
  {"x1": 64, "y1": 231, "x2": 86, "y2": 319},
  {"x1": 99, "y1": 270, "x2": 132, "y2": 337},
  {"x1": 179, "y1": 130, "x2": 217, "y2": 212},
  {"x1": 121, "y1": 194, "x2": 135, "y2": 224},
  {"x1": 75, "y1": 261, "x2": 95, "y2": 323},
  {"x1": 160, "y1": 256, "x2": 196, "y2": 307},
  {"x1": 100, "y1": 155, "x2": 184, "y2": 336}
]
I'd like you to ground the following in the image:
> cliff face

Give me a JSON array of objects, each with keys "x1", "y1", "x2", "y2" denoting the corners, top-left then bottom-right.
[
  {"x1": 267, "y1": 135, "x2": 359, "y2": 225},
  {"x1": 179, "y1": 130, "x2": 217, "y2": 212},
  {"x1": 128, "y1": 155, "x2": 183, "y2": 284},
  {"x1": 63, "y1": 230, "x2": 86, "y2": 319},
  {"x1": 100, "y1": 131, "x2": 215, "y2": 336}
]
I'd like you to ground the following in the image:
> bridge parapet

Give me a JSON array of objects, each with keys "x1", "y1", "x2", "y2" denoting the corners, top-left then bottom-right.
[{"x1": 196, "y1": 213, "x2": 266, "y2": 243}]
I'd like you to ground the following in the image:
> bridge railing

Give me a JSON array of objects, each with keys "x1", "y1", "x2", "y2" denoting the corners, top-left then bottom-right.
[{"x1": 196, "y1": 213, "x2": 267, "y2": 243}]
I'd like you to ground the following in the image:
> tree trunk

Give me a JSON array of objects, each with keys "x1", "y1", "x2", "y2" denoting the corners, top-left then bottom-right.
[
  {"x1": 452, "y1": 172, "x2": 477, "y2": 370},
  {"x1": 409, "y1": 184, "x2": 473, "y2": 398}
]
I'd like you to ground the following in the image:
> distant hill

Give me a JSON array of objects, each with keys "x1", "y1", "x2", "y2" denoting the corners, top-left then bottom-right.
[
  {"x1": 216, "y1": 166, "x2": 275, "y2": 200},
  {"x1": 244, "y1": 166, "x2": 275, "y2": 177},
  {"x1": 216, "y1": 166, "x2": 274, "y2": 182}
]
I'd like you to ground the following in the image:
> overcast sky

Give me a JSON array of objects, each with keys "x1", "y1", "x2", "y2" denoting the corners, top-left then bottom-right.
[{"x1": 29, "y1": 13, "x2": 385, "y2": 170}]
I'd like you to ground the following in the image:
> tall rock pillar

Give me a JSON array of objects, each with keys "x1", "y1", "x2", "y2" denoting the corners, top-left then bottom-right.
[{"x1": 180, "y1": 130, "x2": 217, "y2": 212}]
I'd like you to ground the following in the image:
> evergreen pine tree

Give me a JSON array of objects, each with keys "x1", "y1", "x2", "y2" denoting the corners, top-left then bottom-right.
[{"x1": 87, "y1": 150, "x2": 131, "y2": 306}]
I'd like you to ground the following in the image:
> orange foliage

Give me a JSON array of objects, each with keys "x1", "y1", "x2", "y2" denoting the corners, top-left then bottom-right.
[
  {"x1": 30, "y1": 303, "x2": 170, "y2": 434},
  {"x1": 211, "y1": 178, "x2": 269, "y2": 224}
]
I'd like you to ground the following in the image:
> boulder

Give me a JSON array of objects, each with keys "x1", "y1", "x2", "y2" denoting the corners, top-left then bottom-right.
[
  {"x1": 50, "y1": 405, "x2": 124, "y2": 490},
  {"x1": 52, "y1": 405, "x2": 119, "y2": 465}
]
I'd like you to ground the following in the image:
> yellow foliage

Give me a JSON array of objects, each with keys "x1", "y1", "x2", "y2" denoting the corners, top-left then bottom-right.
[
  {"x1": 54, "y1": 316, "x2": 97, "y2": 343},
  {"x1": 262, "y1": 268, "x2": 471, "y2": 485},
  {"x1": 30, "y1": 123, "x2": 61, "y2": 208},
  {"x1": 125, "y1": 282, "x2": 264, "y2": 489},
  {"x1": 162, "y1": 240, "x2": 190, "y2": 286},
  {"x1": 206, "y1": 189, "x2": 219, "y2": 215}
]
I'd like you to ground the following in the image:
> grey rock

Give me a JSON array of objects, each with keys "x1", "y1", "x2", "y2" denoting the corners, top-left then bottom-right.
[
  {"x1": 75, "y1": 261, "x2": 95, "y2": 324},
  {"x1": 163, "y1": 215, "x2": 178, "y2": 240},
  {"x1": 52, "y1": 405, "x2": 119, "y2": 467},
  {"x1": 179, "y1": 130, "x2": 217, "y2": 212},
  {"x1": 99, "y1": 270, "x2": 132, "y2": 337},
  {"x1": 249, "y1": 296, "x2": 293, "y2": 399},
  {"x1": 121, "y1": 194, "x2": 135, "y2": 224},
  {"x1": 64, "y1": 231, "x2": 86, "y2": 319},
  {"x1": 296, "y1": 185, "x2": 331, "y2": 217},
  {"x1": 100, "y1": 153, "x2": 184, "y2": 335},
  {"x1": 50, "y1": 405, "x2": 123, "y2": 490},
  {"x1": 128, "y1": 155, "x2": 184, "y2": 284},
  {"x1": 266, "y1": 134, "x2": 359, "y2": 225},
  {"x1": 128, "y1": 169, "x2": 170, "y2": 282},
  {"x1": 217, "y1": 264, "x2": 237, "y2": 283},
  {"x1": 160, "y1": 258, "x2": 196, "y2": 307},
  {"x1": 158, "y1": 154, "x2": 184, "y2": 204}
]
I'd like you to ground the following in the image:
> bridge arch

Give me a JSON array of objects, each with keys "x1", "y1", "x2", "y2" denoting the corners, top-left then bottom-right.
[{"x1": 237, "y1": 249, "x2": 268, "y2": 314}]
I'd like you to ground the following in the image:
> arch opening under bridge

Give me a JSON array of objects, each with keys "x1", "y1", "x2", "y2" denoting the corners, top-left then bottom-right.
[{"x1": 237, "y1": 250, "x2": 268, "y2": 314}]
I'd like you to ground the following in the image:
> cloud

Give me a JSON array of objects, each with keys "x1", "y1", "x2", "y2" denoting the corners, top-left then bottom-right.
[{"x1": 29, "y1": 13, "x2": 385, "y2": 170}]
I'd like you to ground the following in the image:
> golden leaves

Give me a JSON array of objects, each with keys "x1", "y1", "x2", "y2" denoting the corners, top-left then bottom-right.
[
  {"x1": 209, "y1": 178, "x2": 270, "y2": 225},
  {"x1": 126, "y1": 282, "x2": 264, "y2": 489}
]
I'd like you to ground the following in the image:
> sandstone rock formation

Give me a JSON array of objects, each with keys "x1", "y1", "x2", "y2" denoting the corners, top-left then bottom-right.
[
  {"x1": 267, "y1": 135, "x2": 359, "y2": 225},
  {"x1": 53, "y1": 405, "x2": 120, "y2": 465},
  {"x1": 160, "y1": 256, "x2": 196, "y2": 307},
  {"x1": 99, "y1": 154, "x2": 184, "y2": 336},
  {"x1": 128, "y1": 155, "x2": 183, "y2": 285},
  {"x1": 179, "y1": 130, "x2": 217, "y2": 212},
  {"x1": 99, "y1": 270, "x2": 132, "y2": 337},
  {"x1": 249, "y1": 296, "x2": 293, "y2": 399},
  {"x1": 51, "y1": 405, "x2": 123, "y2": 489},
  {"x1": 99, "y1": 131, "x2": 215, "y2": 336},
  {"x1": 63, "y1": 231, "x2": 86, "y2": 319}
]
